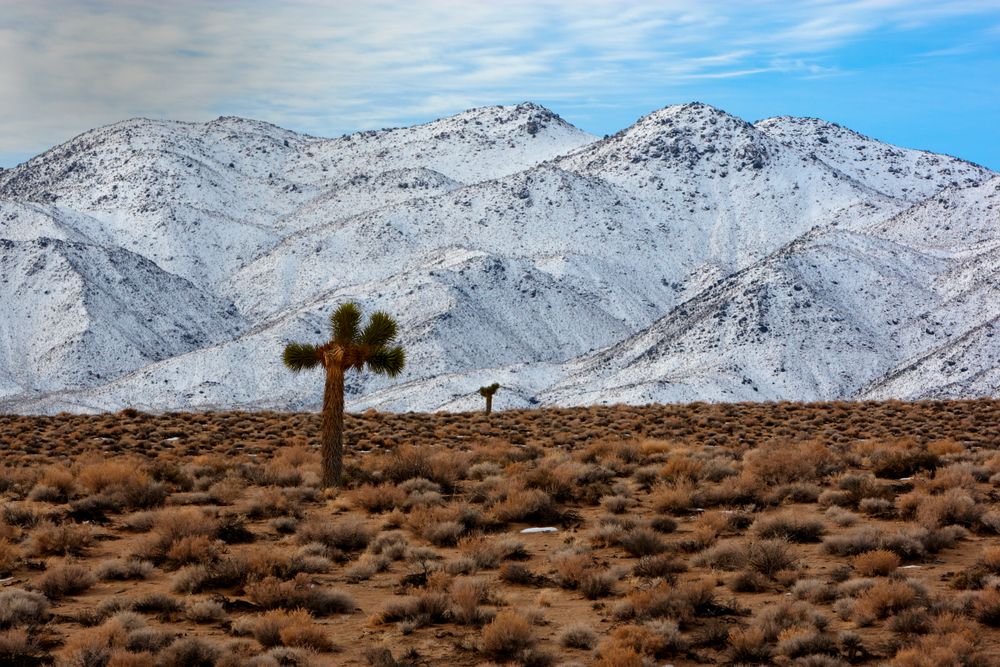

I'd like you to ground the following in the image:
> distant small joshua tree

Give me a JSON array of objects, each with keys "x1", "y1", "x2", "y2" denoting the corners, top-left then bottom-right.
[
  {"x1": 478, "y1": 383, "x2": 500, "y2": 416},
  {"x1": 283, "y1": 303, "x2": 405, "y2": 487}
]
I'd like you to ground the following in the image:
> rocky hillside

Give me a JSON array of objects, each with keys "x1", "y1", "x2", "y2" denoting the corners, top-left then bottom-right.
[{"x1": 0, "y1": 102, "x2": 995, "y2": 413}]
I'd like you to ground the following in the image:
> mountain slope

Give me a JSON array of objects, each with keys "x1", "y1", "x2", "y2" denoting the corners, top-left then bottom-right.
[
  {"x1": 541, "y1": 177, "x2": 999, "y2": 407},
  {"x1": 754, "y1": 116, "x2": 989, "y2": 202},
  {"x1": 0, "y1": 102, "x2": 996, "y2": 414},
  {"x1": 0, "y1": 238, "x2": 244, "y2": 402}
]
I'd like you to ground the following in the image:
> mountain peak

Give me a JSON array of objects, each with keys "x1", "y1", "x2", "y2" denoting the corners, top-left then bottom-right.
[{"x1": 559, "y1": 100, "x2": 771, "y2": 177}]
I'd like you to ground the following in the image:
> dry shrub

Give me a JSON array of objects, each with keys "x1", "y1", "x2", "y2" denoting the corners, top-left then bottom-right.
[
  {"x1": 187, "y1": 600, "x2": 226, "y2": 624},
  {"x1": 891, "y1": 622, "x2": 981, "y2": 667},
  {"x1": 752, "y1": 599, "x2": 829, "y2": 643},
  {"x1": 450, "y1": 577, "x2": 490, "y2": 625},
  {"x1": 246, "y1": 574, "x2": 355, "y2": 615},
  {"x1": 78, "y1": 459, "x2": 166, "y2": 510},
  {"x1": 498, "y1": 563, "x2": 539, "y2": 586},
  {"x1": 853, "y1": 550, "x2": 900, "y2": 577},
  {"x1": 633, "y1": 553, "x2": 687, "y2": 580},
  {"x1": 594, "y1": 645, "x2": 644, "y2": 667},
  {"x1": 28, "y1": 520, "x2": 93, "y2": 556},
  {"x1": 157, "y1": 637, "x2": 220, "y2": 667},
  {"x1": 165, "y1": 534, "x2": 222, "y2": 567},
  {"x1": 171, "y1": 555, "x2": 257, "y2": 594},
  {"x1": 295, "y1": 517, "x2": 372, "y2": 552},
  {"x1": 928, "y1": 439, "x2": 965, "y2": 456},
  {"x1": 601, "y1": 495, "x2": 636, "y2": 514},
  {"x1": 650, "y1": 483, "x2": 696, "y2": 515},
  {"x1": 753, "y1": 512, "x2": 825, "y2": 543},
  {"x1": 972, "y1": 588, "x2": 1000, "y2": 626},
  {"x1": 368, "y1": 530, "x2": 408, "y2": 559},
  {"x1": 459, "y1": 535, "x2": 527, "y2": 569},
  {"x1": 377, "y1": 446, "x2": 469, "y2": 492},
  {"x1": 371, "y1": 590, "x2": 450, "y2": 629},
  {"x1": 742, "y1": 440, "x2": 837, "y2": 486},
  {"x1": 600, "y1": 620, "x2": 686, "y2": 659},
  {"x1": 559, "y1": 624, "x2": 597, "y2": 650},
  {"x1": 351, "y1": 484, "x2": 408, "y2": 514},
  {"x1": 978, "y1": 545, "x2": 1000, "y2": 574},
  {"x1": 132, "y1": 507, "x2": 218, "y2": 563},
  {"x1": 580, "y1": 571, "x2": 618, "y2": 599},
  {"x1": 480, "y1": 610, "x2": 536, "y2": 660},
  {"x1": 0, "y1": 540, "x2": 21, "y2": 575},
  {"x1": 867, "y1": 439, "x2": 939, "y2": 479},
  {"x1": 491, "y1": 488, "x2": 558, "y2": 524},
  {"x1": 0, "y1": 627, "x2": 42, "y2": 663},
  {"x1": 730, "y1": 569, "x2": 769, "y2": 593},
  {"x1": 29, "y1": 465, "x2": 76, "y2": 502},
  {"x1": 550, "y1": 551, "x2": 593, "y2": 589},
  {"x1": 615, "y1": 578, "x2": 717, "y2": 623},
  {"x1": 859, "y1": 497, "x2": 895, "y2": 518},
  {"x1": 0, "y1": 588, "x2": 50, "y2": 628},
  {"x1": 693, "y1": 542, "x2": 746, "y2": 571},
  {"x1": 618, "y1": 527, "x2": 667, "y2": 557},
  {"x1": 775, "y1": 628, "x2": 840, "y2": 660},
  {"x1": 853, "y1": 580, "x2": 920, "y2": 625},
  {"x1": 914, "y1": 488, "x2": 982, "y2": 528},
  {"x1": 252, "y1": 609, "x2": 335, "y2": 651},
  {"x1": 728, "y1": 626, "x2": 772, "y2": 663},
  {"x1": 38, "y1": 562, "x2": 96, "y2": 599},
  {"x1": 95, "y1": 558, "x2": 154, "y2": 581},
  {"x1": 661, "y1": 456, "x2": 703, "y2": 483},
  {"x1": 239, "y1": 487, "x2": 301, "y2": 520}
]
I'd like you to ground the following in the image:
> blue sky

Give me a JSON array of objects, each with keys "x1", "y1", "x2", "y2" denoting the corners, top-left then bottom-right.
[{"x1": 1, "y1": 1, "x2": 999, "y2": 169}]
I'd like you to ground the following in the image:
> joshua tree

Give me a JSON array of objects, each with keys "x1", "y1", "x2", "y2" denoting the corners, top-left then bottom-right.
[
  {"x1": 478, "y1": 382, "x2": 500, "y2": 416},
  {"x1": 283, "y1": 303, "x2": 405, "y2": 487}
]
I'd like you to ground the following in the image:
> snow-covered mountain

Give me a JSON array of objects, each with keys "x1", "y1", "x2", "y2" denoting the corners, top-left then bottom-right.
[{"x1": 0, "y1": 102, "x2": 996, "y2": 414}]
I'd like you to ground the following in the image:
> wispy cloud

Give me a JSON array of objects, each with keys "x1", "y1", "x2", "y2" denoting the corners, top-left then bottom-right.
[{"x1": 0, "y1": 0, "x2": 998, "y2": 165}]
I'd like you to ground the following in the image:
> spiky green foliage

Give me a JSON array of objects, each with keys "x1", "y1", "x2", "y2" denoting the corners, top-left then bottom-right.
[
  {"x1": 367, "y1": 346, "x2": 406, "y2": 378},
  {"x1": 283, "y1": 343, "x2": 321, "y2": 372},
  {"x1": 359, "y1": 311, "x2": 398, "y2": 347},
  {"x1": 330, "y1": 302, "x2": 362, "y2": 344},
  {"x1": 479, "y1": 383, "x2": 501, "y2": 397}
]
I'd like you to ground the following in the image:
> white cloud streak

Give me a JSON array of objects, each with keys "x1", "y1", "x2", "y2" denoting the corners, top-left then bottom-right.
[{"x1": 0, "y1": 0, "x2": 997, "y2": 163}]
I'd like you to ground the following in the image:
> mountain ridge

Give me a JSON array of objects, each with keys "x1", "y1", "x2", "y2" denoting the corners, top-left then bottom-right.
[{"x1": 1, "y1": 102, "x2": 996, "y2": 414}]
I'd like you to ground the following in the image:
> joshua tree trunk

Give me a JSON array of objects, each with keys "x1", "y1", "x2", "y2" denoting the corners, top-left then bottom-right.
[
  {"x1": 320, "y1": 365, "x2": 346, "y2": 487},
  {"x1": 485, "y1": 394, "x2": 493, "y2": 416}
]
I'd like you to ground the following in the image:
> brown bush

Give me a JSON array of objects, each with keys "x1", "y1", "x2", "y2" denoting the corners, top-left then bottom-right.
[
  {"x1": 27, "y1": 520, "x2": 93, "y2": 556},
  {"x1": 246, "y1": 574, "x2": 355, "y2": 615},
  {"x1": 450, "y1": 577, "x2": 489, "y2": 625},
  {"x1": 0, "y1": 588, "x2": 50, "y2": 628},
  {"x1": 78, "y1": 459, "x2": 166, "y2": 510},
  {"x1": 480, "y1": 609, "x2": 536, "y2": 660},
  {"x1": 853, "y1": 580, "x2": 920, "y2": 625},
  {"x1": 0, "y1": 627, "x2": 43, "y2": 663},
  {"x1": 728, "y1": 626, "x2": 772, "y2": 663},
  {"x1": 972, "y1": 588, "x2": 1000, "y2": 626},
  {"x1": 0, "y1": 540, "x2": 20, "y2": 576},
  {"x1": 351, "y1": 484, "x2": 408, "y2": 514},
  {"x1": 252, "y1": 609, "x2": 335, "y2": 651},
  {"x1": 459, "y1": 535, "x2": 527, "y2": 568},
  {"x1": 742, "y1": 440, "x2": 837, "y2": 486},
  {"x1": 37, "y1": 562, "x2": 96, "y2": 599},
  {"x1": 296, "y1": 517, "x2": 372, "y2": 552},
  {"x1": 752, "y1": 512, "x2": 825, "y2": 543},
  {"x1": 853, "y1": 550, "x2": 900, "y2": 577},
  {"x1": 165, "y1": 534, "x2": 222, "y2": 567},
  {"x1": 559, "y1": 624, "x2": 597, "y2": 649}
]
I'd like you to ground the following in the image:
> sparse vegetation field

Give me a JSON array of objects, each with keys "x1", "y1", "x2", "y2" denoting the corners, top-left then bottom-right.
[{"x1": 1, "y1": 399, "x2": 999, "y2": 666}]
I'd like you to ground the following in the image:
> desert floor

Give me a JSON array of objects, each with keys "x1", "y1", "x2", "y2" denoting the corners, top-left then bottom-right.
[{"x1": 1, "y1": 399, "x2": 999, "y2": 666}]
